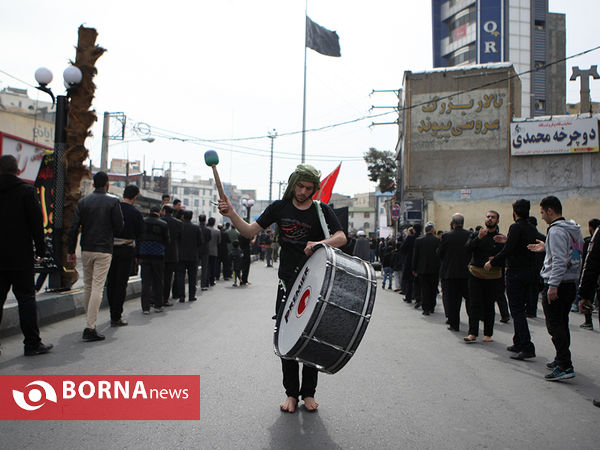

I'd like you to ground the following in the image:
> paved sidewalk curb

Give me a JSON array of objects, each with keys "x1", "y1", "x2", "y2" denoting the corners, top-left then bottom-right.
[{"x1": 0, "y1": 278, "x2": 142, "y2": 338}]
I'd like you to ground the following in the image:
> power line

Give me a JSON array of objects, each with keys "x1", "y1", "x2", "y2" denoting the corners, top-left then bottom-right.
[{"x1": 125, "y1": 43, "x2": 600, "y2": 146}]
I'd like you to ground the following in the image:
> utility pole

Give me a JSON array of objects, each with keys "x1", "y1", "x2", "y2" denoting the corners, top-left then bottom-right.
[{"x1": 268, "y1": 128, "x2": 277, "y2": 203}]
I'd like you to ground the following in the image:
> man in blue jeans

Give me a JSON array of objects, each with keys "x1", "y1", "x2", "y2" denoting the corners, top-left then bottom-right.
[
  {"x1": 529, "y1": 196, "x2": 583, "y2": 381},
  {"x1": 485, "y1": 199, "x2": 538, "y2": 360}
]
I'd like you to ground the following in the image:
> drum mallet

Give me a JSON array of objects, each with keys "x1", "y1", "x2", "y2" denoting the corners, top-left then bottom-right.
[{"x1": 204, "y1": 150, "x2": 227, "y2": 209}]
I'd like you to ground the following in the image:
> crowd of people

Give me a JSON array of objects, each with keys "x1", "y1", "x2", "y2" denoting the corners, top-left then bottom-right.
[{"x1": 351, "y1": 197, "x2": 599, "y2": 385}]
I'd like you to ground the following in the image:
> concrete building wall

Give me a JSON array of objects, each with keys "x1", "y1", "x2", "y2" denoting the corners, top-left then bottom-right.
[{"x1": 403, "y1": 64, "x2": 521, "y2": 190}]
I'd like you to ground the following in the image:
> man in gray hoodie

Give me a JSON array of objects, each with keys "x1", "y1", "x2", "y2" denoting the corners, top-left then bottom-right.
[{"x1": 529, "y1": 196, "x2": 583, "y2": 381}]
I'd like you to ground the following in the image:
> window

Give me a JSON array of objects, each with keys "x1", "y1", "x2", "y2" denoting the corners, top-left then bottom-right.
[
  {"x1": 534, "y1": 20, "x2": 545, "y2": 31},
  {"x1": 447, "y1": 44, "x2": 476, "y2": 66},
  {"x1": 535, "y1": 61, "x2": 545, "y2": 70},
  {"x1": 364, "y1": 212, "x2": 370, "y2": 219},
  {"x1": 363, "y1": 222, "x2": 370, "y2": 229},
  {"x1": 194, "y1": 199, "x2": 199, "y2": 207},
  {"x1": 183, "y1": 198, "x2": 189, "y2": 206},
  {"x1": 534, "y1": 99, "x2": 546, "y2": 112},
  {"x1": 172, "y1": 187, "x2": 177, "y2": 194}
]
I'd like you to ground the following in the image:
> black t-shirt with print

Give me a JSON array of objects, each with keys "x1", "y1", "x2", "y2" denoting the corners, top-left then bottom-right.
[{"x1": 256, "y1": 199, "x2": 343, "y2": 282}]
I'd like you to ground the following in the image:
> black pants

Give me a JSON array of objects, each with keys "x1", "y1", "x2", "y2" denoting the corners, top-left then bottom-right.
[
  {"x1": 542, "y1": 282, "x2": 576, "y2": 369},
  {"x1": 506, "y1": 267, "x2": 535, "y2": 353},
  {"x1": 141, "y1": 259, "x2": 164, "y2": 311},
  {"x1": 106, "y1": 245, "x2": 134, "y2": 321},
  {"x1": 0, "y1": 268, "x2": 41, "y2": 347},
  {"x1": 199, "y1": 253, "x2": 209, "y2": 288},
  {"x1": 419, "y1": 274, "x2": 439, "y2": 313},
  {"x1": 163, "y1": 262, "x2": 178, "y2": 304},
  {"x1": 468, "y1": 275, "x2": 501, "y2": 336},
  {"x1": 221, "y1": 253, "x2": 232, "y2": 279},
  {"x1": 496, "y1": 272, "x2": 510, "y2": 320},
  {"x1": 241, "y1": 251, "x2": 251, "y2": 284},
  {"x1": 208, "y1": 255, "x2": 218, "y2": 284},
  {"x1": 402, "y1": 271, "x2": 415, "y2": 301},
  {"x1": 445, "y1": 278, "x2": 469, "y2": 331},
  {"x1": 176, "y1": 260, "x2": 198, "y2": 300},
  {"x1": 527, "y1": 276, "x2": 543, "y2": 317}
]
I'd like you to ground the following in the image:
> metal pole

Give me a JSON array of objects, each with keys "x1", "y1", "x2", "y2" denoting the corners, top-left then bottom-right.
[
  {"x1": 100, "y1": 111, "x2": 110, "y2": 172},
  {"x1": 268, "y1": 129, "x2": 277, "y2": 203},
  {"x1": 48, "y1": 95, "x2": 68, "y2": 290},
  {"x1": 301, "y1": 5, "x2": 308, "y2": 163}
]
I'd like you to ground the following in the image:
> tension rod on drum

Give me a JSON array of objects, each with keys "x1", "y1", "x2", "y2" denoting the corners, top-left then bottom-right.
[
  {"x1": 301, "y1": 334, "x2": 355, "y2": 355},
  {"x1": 318, "y1": 295, "x2": 372, "y2": 320}
]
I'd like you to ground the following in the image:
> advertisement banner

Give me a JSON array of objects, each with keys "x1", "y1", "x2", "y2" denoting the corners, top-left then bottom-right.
[
  {"x1": 0, "y1": 375, "x2": 200, "y2": 420},
  {"x1": 511, "y1": 117, "x2": 599, "y2": 156},
  {"x1": 0, "y1": 133, "x2": 47, "y2": 183},
  {"x1": 478, "y1": 0, "x2": 503, "y2": 63}
]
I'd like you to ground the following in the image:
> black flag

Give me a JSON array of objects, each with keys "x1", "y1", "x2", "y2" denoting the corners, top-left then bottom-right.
[{"x1": 305, "y1": 17, "x2": 341, "y2": 57}]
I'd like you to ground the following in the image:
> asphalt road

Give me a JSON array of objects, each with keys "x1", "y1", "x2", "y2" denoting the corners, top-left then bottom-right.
[{"x1": 1, "y1": 261, "x2": 598, "y2": 449}]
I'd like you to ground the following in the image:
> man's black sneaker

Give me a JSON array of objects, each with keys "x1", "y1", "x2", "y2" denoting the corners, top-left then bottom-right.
[
  {"x1": 189, "y1": 298, "x2": 197, "y2": 302},
  {"x1": 506, "y1": 345, "x2": 520, "y2": 353},
  {"x1": 110, "y1": 319, "x2": 128, "y2": 327},
  {"x1": 544, "y1": 366, "x2": 575, "y2": 381},
  {"x1": 546, "y1": 360, "x2": 558, "y2": 370},
  {"x1": 178, "y1": 298, "x2": 185, "y2": 303},
  {"x1": 82, "y1": 328, "x2": 105, "y2": 342},
  {"x1": 593, "y1": 398, "x2": 600, "y2": 408},
  {"x1": 510, "y1": 351, "x2": 536, "y2": 360},
  {"x1": 24, "y1": 342, "x2": 53, "y2": 356},
  {"x1": 500, "y1": 317, "x2": 511, "y2": 323},
  {"x1": 580, "y1": 322, "x2": 593, "y2": 330},
  {"x1": 164, "y1": 301, "x2": 174, "y2": 307}
]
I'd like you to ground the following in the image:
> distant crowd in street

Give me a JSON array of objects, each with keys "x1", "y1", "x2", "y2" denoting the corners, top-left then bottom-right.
[{"x1": 349, "y1": 197, "x2": 599, "y2": 387}]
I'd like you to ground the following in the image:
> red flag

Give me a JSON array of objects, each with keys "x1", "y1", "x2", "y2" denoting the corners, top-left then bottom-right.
[{"x1": 313, "y1": 162, "x2": 341, "y2": 204}]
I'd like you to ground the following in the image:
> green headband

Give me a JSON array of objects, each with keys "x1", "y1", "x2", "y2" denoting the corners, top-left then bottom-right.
[{"x1": 282, "y1": 164, "x2": 321, "y2": 201}]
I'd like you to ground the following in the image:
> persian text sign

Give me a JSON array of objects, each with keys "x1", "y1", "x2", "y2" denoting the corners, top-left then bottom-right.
[
  {"x1": 510, "y1": 117, "x2": 599, "y2": 156},
  {"x1": 412, "y1": 89, "x2": 507, "y2": 151},
  {"x1": 0, "y1": 375, "x2": 200, "y2": 420}
]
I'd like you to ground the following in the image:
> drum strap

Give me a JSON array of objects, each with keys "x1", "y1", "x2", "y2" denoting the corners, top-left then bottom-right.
[{"x1": 313, "y1": 201, "x2": 331, "y2": 239}]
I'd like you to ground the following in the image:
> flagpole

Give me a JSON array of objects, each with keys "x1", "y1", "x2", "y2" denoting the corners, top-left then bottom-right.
[{"x1": 301, "y1": 1, "x2": 308, "y2": 163}]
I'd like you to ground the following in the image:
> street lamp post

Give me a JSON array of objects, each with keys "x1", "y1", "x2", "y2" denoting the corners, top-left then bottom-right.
[
  {"x1": 241, "y1": 198, "x2": 255, "y2": 222},
  {"x1": 35, "y1": 65, "x2": 82, "y2": 291}
]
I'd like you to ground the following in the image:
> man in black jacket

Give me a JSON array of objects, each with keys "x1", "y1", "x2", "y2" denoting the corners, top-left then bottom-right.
[
  {"x1": 464, "y1": 210, "x2": 506, "y2": 342},
  {"x1": 67, "y1": 171, "x2": 124, "y2": 342},
  {"x1": 578, "y1": 227, "x2": 600, "y2": 407},
  {"x1": 0, "y1": 155, "x2": 52, "y2": 356},
  {"x1": 438, "y1": 213, "x2": 470, "y2": 332},
  {"x1": 485, "y1": 199, "x2": 538, "y2": 360},
  {"x1": 176, "y1": 210, "x2": 202, "y2": 302},
  {"x1": 106, "y1": 185, "x2": 143, "y2": 326},
  {"x1": 412, "y1": 222, "x2": 440, "y2": 315},
  {"x1": 137, "y1": 206, "x2": 170, "y2": 313},
  {"x1": 161, "y1": 205, "x2": 182, "y2": 306},
  {"x1": 401, "y1": 224, "x2": 421, "y2": 303}
]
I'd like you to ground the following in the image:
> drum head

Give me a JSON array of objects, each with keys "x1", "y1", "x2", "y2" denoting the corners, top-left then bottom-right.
[{"x1": 277, "y1": 246, "x2": 328, "y2": 356}]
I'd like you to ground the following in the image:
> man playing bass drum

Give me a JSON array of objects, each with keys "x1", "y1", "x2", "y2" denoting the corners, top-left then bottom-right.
[{"x1": 218, "y1": 164, "x2": 346, "y2": 413}]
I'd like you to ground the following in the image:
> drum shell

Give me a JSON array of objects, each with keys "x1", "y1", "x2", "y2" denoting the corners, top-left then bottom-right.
[{"x1": 275, "y1": 245, "x2": 376, "y2": 374}]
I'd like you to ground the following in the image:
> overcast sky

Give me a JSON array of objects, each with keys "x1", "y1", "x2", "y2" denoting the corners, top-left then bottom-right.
[{"x1": 1, "y1": 1, "x2": 598, "y2": 199}]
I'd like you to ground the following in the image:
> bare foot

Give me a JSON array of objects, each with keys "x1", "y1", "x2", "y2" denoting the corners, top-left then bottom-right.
[
  {"x1": 304, "y1": 397, "x2": 319, "y2": 411},
  {"x1": 280, "y1": 396, "x2": 297, "y2": 413}
]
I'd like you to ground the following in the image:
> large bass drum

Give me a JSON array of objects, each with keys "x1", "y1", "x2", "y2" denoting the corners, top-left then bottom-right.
[{"x1": 274, "y1": 244, "x2": 376, "y2": 374}]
